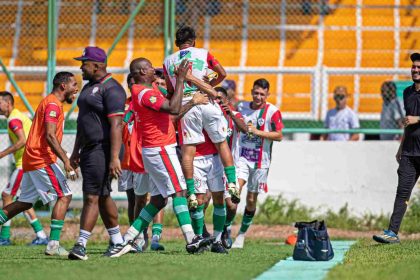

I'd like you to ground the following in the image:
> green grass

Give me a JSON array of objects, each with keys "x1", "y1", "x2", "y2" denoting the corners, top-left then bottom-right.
[
  {"x1": 0, "y1": 240, "x2": 292, "y2": 280},
  {"x1": 327, "y1": 239, "x2": 420, "y2": 280}
]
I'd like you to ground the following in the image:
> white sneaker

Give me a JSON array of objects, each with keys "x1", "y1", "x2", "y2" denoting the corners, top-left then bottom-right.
[
  {"x1": 45, "y1": 245, "x2": 69, "y2": 256},
  {"x1": 231, "y1": 234, "x2": 245, "y2": 249}
]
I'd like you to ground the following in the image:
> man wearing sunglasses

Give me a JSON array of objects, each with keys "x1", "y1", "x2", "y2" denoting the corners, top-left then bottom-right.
[{"x1": 321, "y1": 86, "x2": 360, "y2": 141}]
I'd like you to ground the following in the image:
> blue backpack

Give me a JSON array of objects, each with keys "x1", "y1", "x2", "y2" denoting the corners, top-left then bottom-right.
[{"x1": 293, "y1": 220, "x2": 334, "y2": 261}]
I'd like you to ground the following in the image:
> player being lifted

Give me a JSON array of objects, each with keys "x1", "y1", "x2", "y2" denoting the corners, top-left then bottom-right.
[
  {"x1": 0, "y1": 91, "x2": 48, "y2": 246},
  {"x1": 109, "y1": 58, "x2": 211, "y2": 257},
  {"x1": 0, "y1": 72, "x2": 79, "y2": 256},
  {"x1": 231, "y1": 79, "x2": 283, "y2": 249},
  {"x1": 163, "y1": 26, "x2": 240, "y2": 209}
]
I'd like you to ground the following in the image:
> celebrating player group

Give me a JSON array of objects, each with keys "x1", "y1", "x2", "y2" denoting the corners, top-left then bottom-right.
[{"x1": 0, "y1": 26, "x2": 283, "y2": 259}]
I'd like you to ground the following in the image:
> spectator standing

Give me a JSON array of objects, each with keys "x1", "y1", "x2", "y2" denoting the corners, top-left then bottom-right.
[{"x1": 380, "y1": 81, "x2": 405, "y2": 140}]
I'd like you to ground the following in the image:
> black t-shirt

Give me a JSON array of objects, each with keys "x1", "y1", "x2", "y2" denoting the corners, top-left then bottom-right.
[
  {"x1": 77, "y1": 74, "x2": 126, "y2": 147},
  {"x1": 402, "y1": 84, "x2": 420, "y2": 156}
]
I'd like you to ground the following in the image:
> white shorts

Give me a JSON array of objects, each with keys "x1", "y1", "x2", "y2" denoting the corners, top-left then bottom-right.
[
  {"x1": 18, "y1": 163, "x2": 72, "y2": 205},
  {"x1": 142, "y1": 144, "x2": 186, "y2": 198},
  {"x1": 133, "y1": 172, "x2": 150, "y2": 196},
  {"x1": 2, "y1": 168, "x2": 24, "y2": 196},
  {"x1": 193, "y1": 154, "x2": 225, "y2": 194},
  {"x1": 118, "y1": 170, "x2": 134, "y2": 192},
  {"x1": 180, "y1": 102, "x2": 227, "y2": 145},
  {"x1": 237, "y1": 157, "x2": 269, "y2": 193}
]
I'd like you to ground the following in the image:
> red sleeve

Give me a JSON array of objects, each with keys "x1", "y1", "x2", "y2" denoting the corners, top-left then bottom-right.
[
  {"x1": 207, "y1": 52, "x2": 219, "y2": 70},
  {"x1": 44, "y1": 103, "x2": 61, "y2": 124},
  {"x1": 140, "y1": 90, "x2": 166, "y2": 111},
  {"x1": 270, "y1": 110, "x2": 284, "y2": 131},
  {"x1": 8, "y1": 119, "x2": 23, "y2": 133}
]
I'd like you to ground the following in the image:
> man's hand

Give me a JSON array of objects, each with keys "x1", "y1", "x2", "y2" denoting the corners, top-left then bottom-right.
[
  {"x1": 109, "y1": 158, "x2": 122, "y2": 179},
  {"x1": 247, "y1": 122, "x2": 258, "y2": 135},
  {"x1": 175, "y1": 59, "x2": 190, "y2": 80},
  {"x1": 403, "y1": 116, "x2": 420, "y2": 127},
  {"x1": 396, "y1": 147, "x2": 402, "y2": 164},
  {"x1": 220, "y1": 101, "x2": 232, "y2": 115},
  {"x1": 69, "y1": 151, "x2": 80, "y2": 169},
  {"x1": 192, "y1": 93, "x2": 209, "y2": 106},
  {"x1": 64, "y1": 160, "x2": 78, "y2": 181}
]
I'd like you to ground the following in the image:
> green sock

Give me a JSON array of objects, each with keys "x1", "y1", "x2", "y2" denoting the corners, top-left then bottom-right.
[
  {"x1": 30, "y1": 219, "x2": 44, "y2": 233},
  {"x1": 152, "y1": 223, "x2": 163, "y2": 238},
  {"x1": 173, "y1": 197, "x2": 192, "y2": 226},
  {"x1": 224, "y1": 166, "x2": 236, "y2": 184},
  {"x1": 213, "y1": 204, "x2": 226, "y2": 233},
  {"x1": 190, "y1": 204, "x2": 205, "y2": 235},
  {"x1": 132, "y1": 203, "x2": 159, "y2": 232},
  {"x1": 239, "y1": 209, "x2": 255, "y2": 234},
  {"x1": 50, "y1": 219, "x2": 64, "y2": 241},
  {"x1": 186, "y1": 178, "x2": 195, "y2": 196},
  {"x1": 0, "y1": 209, "x2": 9, "y2": 225},
  {"x1": 0, "y1": 220, "x2": 11, "y2": 239}
]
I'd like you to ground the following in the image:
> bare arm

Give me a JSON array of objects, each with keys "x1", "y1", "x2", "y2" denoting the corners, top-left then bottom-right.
[
  {"x1": 108, "y1": 115, "x2": 123, "y2": 178},
  {"x1": 250, "y1": 125, "x2": 283, "y2": 142},
  {"x1": 220, "y1": 103, "x2": 247, "y2": 133},
  {"x1": 209, "y1": 63, "x2": 226, "y2": 87},
  {"x1": 175, "y1": 93, "x2": 209, "y2": 121},
  {"x1": 184, "y1": 72, "x2": 219, "y2": 99},
  {"x1": 0, "y1": 129, "x2": 26, "y2": 159},
  {"x1": 396, "y1": 130, "x2": 405, "y2": 163},
  {"x1": 349, "y1": 134, "x2": 359, "y2": 141},
  {"x1": 46, "y1": 122, "x2": 77, "y2": 180}
]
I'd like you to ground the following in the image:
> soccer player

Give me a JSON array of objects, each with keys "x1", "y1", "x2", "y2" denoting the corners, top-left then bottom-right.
[
  {"x1": 163, "y1": 26, "x2": 240, "y2": 209},
  {"x1": 214, "y1": 87, "x2": 248, "y2": 248},
  {"x1": 0, "y1": 72, "x2": 79, "y2": 256},
  {"x1": 110, "y1": 58, "x2": 210, "y2": 257},
  {"x1": 231, "y1": 79, "x2": 284, "y2": 249},
  {"x1": 69, "y1": 47, "x2": 126, "y2": 260},
  {"x1": 0, "y1": 92, "x2": 48, "y2": 246}
]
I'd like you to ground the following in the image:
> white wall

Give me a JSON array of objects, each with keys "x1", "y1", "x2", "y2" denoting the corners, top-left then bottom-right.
[{"x1": 267, "y1": 141, "x2": 416, "y2": 215}]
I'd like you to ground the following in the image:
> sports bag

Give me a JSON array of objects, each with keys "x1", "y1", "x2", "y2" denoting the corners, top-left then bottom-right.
[{"x1": 292, "y1": 220, "x2": 334, "y2": 261}]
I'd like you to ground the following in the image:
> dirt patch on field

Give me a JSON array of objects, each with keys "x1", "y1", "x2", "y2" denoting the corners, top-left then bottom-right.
[{"x1": 8, "y1": 223, "x2": 420, "y2": 243}]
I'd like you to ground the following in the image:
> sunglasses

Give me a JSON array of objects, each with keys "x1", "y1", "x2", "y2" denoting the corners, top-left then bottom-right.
[{"x1": 334, "y1": 95, "x2": 346, "y2": 101}]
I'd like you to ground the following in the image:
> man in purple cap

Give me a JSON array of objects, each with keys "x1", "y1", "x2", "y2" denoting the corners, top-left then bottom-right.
[
  {"x1": 373, "y1": 52, "x2": 420, "y2": 244},
  {"x1": 68, "y1": 46, "x2": 127, "y2": 260}
]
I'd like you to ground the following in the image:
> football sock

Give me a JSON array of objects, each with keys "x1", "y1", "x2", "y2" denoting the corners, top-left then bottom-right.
[
  {"x1": 77, "y1": 229, "x2": 91, "y2": 247},
  {"x1": 152, "y1": 223, "x2": 163, "y2": 241},
  {"x1": 28, "y1": 218, "x2": 47, "y2": 239},
  {"x1": 0, "y1": 209, "x2": 9, "y2": 226},
  {"x1": 186, "y1": 178, "x2": 195, "y2": 196},
  {"x1": 107, "y1": 225, "x2": 124, "y2": 245},
  {"x1": 127, "y1": 203, "x2": 159, "y2": 240},
  {"x1": 0, "y1": 220, "x2": 11, "y2": 239},
  {"x1": 213, "y1": 204, "x2": 226, "y2": 241},
  {"x1": 190, "y1": 204, "x2": 205, "y2": 235},
  {"x1": 239, "y1": 209, "x2": 256, "y2": 234},
  {"x1": 173, "y1": 197, "x2": 195, "y2": 243},
  {"x1": 49, "y1": 219, "x2": 64, "y2": 241},
  {"x1": 224, "y1": 166, "x2": 236, "y2": 184}
]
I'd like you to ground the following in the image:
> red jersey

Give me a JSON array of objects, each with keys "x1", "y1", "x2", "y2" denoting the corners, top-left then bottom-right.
[
  {"x1": 23, "y1": 94, "x2": 64, "y2": 171},
  {"x1": 131, "y1": 83, "x2": 176, "y2": 148}
]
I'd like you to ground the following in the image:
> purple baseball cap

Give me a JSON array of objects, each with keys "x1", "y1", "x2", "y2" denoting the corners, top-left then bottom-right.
[{"x1": 74, "y1": 46, "x2": 107, "y2": 63}]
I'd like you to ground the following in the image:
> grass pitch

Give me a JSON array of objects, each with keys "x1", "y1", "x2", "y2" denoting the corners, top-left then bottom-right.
[
  {"x1": 0, "y1": 240, "x2": 291, "y2": 280},
  {"x1": 327, "y1": 239, "x2": 420, "y2": 280}
]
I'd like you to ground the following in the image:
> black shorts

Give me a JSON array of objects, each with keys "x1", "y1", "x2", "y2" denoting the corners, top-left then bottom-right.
[{"x1": 80, "y1": 143, "x2": 112, "y2": 196}]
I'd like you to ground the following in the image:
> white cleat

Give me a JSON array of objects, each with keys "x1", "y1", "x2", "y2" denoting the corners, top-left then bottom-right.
[{"x1": 231, "y1": 234, "x2": 245, "y2": 249}]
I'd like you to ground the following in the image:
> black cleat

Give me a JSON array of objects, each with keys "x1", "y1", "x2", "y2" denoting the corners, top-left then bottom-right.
[
  {"x1": 68, "y1": 242, "x2": 88, "y2": 261},
  {"x1": 186, "y1": 235, "x2": 211, "y2": 254},
  {"x1": 211, "y1": 241, "x2": 228, "y2": 254},
  {"x1": 221, "y1": 225, "x2": 233, "y2": 249}
]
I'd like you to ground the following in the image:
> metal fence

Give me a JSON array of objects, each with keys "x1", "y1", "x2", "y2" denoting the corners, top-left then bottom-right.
[{"x1": 1, "y1": 1, "x2": 420, "y2": 188}]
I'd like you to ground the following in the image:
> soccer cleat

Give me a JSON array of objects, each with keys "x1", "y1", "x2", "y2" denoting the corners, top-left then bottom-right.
[
  {"x1": 45, "y1": 245, "x2": 69, "y2": 257},
  {"x1": 186, "y1": 235, "x2": 212, "y2": 254},
  {"x1": 373, "y1": 230, "x2": 400, "y2": 244},
  {"x1": 221, "y1": 226, "x2": 233, "y2": 249},
  {"x1": 150, "y1": 240, "x2": 165, "y2": 251},
  {"x1": 103, "y1": 240, "x2": 133, "y2": 258},
  {"x1": 187, "y1": 194, "x2": 199, "y2": 210},
  {"x1": 231, "y1": 234, "x2": 245, "y2": 249},
  {"x1": 68, "y1": 243, "x2": 88, "y2": 260},
  {"x1": 211, "y1": 241, "x2": 228, "y2": 254},
  {"x1": 227, "y1": 183, "x2": 240, "y2": 204},
  {"x1": 0, "y1": 238, "x2": 11, "y2": 246},
  {"x1": 130, "y1": 242, "x2": 143, "y2": 253},
  {"x1": 28, "y1": 237, "x2": 49, "y2": 246}
]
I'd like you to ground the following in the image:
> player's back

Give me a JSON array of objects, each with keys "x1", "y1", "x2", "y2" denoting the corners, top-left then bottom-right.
[
  {"x1": 7, "y1": 108, "x2": 32, "y2": 168},
  {"x1": 23, "y1": 94, "x2": 64, "y2": 171}
]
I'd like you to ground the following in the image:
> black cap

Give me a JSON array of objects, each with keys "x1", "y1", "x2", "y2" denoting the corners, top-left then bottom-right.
[{"x1": 410, "y1": 52, "x2": 420, "y2": 62}]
